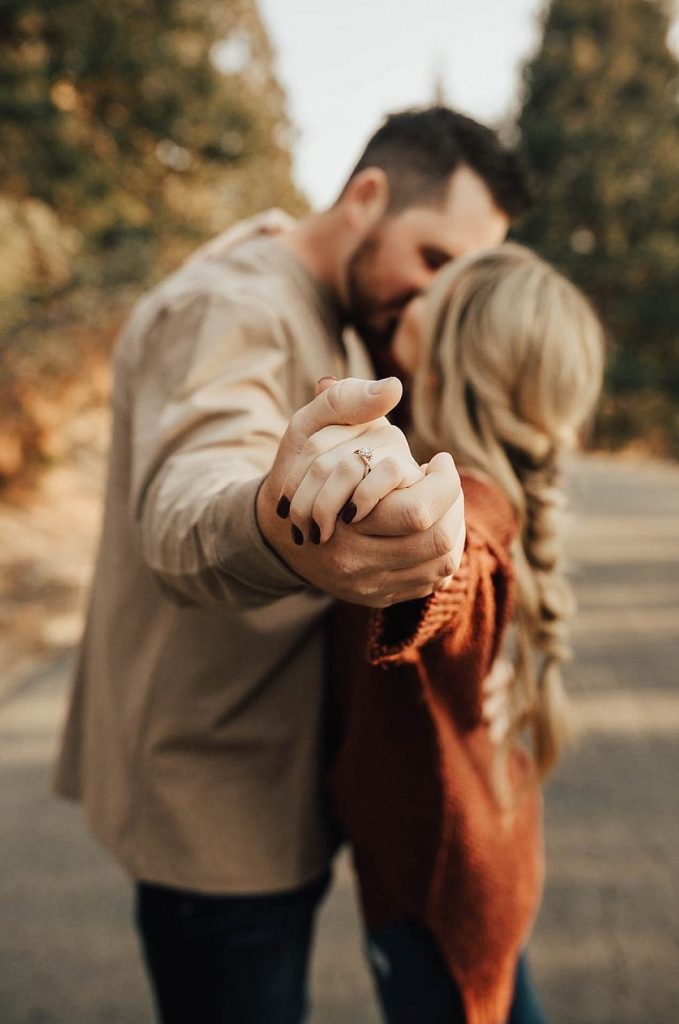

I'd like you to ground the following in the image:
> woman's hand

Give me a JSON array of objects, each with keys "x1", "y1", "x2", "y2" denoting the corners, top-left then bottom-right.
[
  {"x1": 259, "y1": 375, "x2": 465, "y2": 605},
  {"x1": 280, "y1": 378, "x2": 424, "y2": 545}
]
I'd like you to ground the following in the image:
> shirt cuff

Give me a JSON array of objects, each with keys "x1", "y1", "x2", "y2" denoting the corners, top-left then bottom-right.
[{"x1": 211, "y1": 474, "x2": 311, "y2": 600}]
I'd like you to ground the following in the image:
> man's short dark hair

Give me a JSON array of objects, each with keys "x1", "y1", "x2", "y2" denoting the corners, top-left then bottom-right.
[{"x1": 341, "y1": 106, "x2": 531, "y2": 219}]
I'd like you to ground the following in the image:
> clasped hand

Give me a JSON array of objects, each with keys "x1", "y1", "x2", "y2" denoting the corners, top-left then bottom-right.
[
  {"x1": 257, "y1": 376, "x2": 466, "y2": 607},
  {"x1": 281, "y1": 402, "x2": 423, "y2": 544}
]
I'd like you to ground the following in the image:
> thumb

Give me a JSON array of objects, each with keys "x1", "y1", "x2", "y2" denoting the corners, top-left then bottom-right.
[
  {"x1": 424, "y1": 450, "x2": 458, "y2": 478},
  {"x1": 425, "y1": 451, "x2": 465, "y2": 573},
  {"x1": 424, "y1": 451, "x2": 463, "y2": 509},
  {"x1": 295, "y1": 376, "x2": 403, "y2": 438}
]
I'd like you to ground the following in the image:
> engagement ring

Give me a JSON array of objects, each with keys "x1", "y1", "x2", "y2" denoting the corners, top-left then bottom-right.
[{"x1": 354, "y1": 446, "x2": 375, "y2": 478}]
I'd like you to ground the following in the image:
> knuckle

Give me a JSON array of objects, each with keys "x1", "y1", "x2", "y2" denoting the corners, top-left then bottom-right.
[
  {"x1": 325, "y1": 379, "x2": 346, "y2": 414},
  {"x1": 440, "y1": 552, "x2": 457, "y2": 577},
  {"x1": 331, "y1": 548, "x2": 356, "y2": 578},
  {"x1": 379, "y1": 454, "x2": 402, "y2": 477},
  {"x1": 387, "y1": 423, "x2": 407, "y2": 445},
  {"x1": 288, "y1": 408, "x2": 304, "y2": 434},
  {"x1": 326, "y1": 377, "x2": 361, "y2": 419},
  {"x1": 448, "y1": 458, "x2": 462, "y2": 489},
  {"x1": 354, "y1": 569, "x2": 391, "y2": 607},
  {"x1": 311, "y1": 452, "x2": 334, "y2": 478},
  {"x1": 402, "y1": 500, "x2": 433, "y2": 534},
  {"x1": 304, "y1": 435, "x2": 325, "y2": 460},
  {"x1": 433, "y1": 520, "x2": 456, "y2": 557},
  {"x1": 331, "y1": 536, "x2": 369, "y2": 580},
  {"x1": 370, "y1": 416, "x2": 391, "y2": 434},
  {"x1": 338, "y1": 455, "x2": 360, "y2": 478}
]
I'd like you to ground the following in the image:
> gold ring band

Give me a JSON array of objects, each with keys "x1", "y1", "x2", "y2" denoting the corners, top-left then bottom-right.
[{"x1": 354, "y1": 446, "x2": 374, "y2": 478}]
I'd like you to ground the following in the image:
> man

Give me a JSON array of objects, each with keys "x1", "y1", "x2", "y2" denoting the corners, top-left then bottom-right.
[{"x1": 54, "y1": 107, "x2": 530, "y2": 1022}]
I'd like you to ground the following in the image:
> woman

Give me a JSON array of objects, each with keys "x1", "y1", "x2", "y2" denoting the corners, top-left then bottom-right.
[{"x1": 281, "y1": 243, "x2": 604, "y2": 1023}]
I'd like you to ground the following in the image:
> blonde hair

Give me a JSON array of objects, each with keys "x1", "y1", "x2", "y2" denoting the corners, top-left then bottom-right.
[{"x1": 409, "y1": 242, "x2": 604, "y2": 786}]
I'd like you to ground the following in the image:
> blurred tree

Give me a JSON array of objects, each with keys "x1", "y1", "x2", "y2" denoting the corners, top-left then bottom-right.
[
  {"x1": 515, "y1": 0, "x2": 679, "y2": 414},
  {"x1": 0, "y1": 0, "x2": 305, "y2": 287}
]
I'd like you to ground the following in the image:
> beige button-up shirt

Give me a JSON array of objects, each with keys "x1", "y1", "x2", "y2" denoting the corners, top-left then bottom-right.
[{"x1": 54, "y1": 230, "x2": 373, "y2": 894}]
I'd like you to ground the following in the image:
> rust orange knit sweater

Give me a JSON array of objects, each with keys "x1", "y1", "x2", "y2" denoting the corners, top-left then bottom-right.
[{"x1": 328, "y1": 474, "x2": 544, "y2": 1024}]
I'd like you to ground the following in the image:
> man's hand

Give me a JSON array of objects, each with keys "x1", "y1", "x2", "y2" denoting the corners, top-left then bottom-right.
[{"x1": 256, "y1": 377, "x2": 465, "y2": 607}]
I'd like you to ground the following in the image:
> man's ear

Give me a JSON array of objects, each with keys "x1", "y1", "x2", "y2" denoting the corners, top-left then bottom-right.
[{"x1": 340, "y1": 168, "x2": 389, "y2": 234}]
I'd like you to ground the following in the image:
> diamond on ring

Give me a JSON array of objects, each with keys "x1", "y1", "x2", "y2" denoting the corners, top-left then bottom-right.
[{"x1": 354, "y1": 446, "x2": 375, "y2": 477}]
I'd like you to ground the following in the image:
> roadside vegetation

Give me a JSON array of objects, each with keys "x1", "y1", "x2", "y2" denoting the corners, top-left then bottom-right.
[{"x1": 1, "y1": 0, "x2": 678, "y2": 491}]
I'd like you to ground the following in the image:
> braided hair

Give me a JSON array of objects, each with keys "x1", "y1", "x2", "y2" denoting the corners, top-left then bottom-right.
[{"x1": 409, "y1": 243, "x2": 604, "y2": 785}]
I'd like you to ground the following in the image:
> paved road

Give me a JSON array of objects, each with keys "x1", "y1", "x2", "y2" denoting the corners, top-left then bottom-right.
[{"x1": 1, "y1": 456, "x2": 678, "y2": 1023}]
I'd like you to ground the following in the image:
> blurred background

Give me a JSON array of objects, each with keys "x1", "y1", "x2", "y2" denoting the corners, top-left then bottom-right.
[{"x1": 1, "y1": 1, "x2": 678, "y2": 1022}]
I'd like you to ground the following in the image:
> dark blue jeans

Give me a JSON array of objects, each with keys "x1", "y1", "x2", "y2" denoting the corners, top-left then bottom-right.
[
  {"x1": 367, "y1": 920, "x2": 548, "y2": 1024},
  {"x1": 135, "y1": 870, "x2": 331, "y2": 1024}
]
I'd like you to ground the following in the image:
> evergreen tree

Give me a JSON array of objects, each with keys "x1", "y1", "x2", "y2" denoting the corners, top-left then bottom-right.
[
  {"x1": 516, "y1": 0, "x2": 679, "y2": 412},
  {"x1": 0, "y1": 0, "x2": 305, "y2": 282}
]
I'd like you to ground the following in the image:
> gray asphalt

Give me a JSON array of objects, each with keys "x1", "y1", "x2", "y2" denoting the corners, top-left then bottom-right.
[{"x1": 1, "y1": 455, "x2": 678, "y2": 1023}]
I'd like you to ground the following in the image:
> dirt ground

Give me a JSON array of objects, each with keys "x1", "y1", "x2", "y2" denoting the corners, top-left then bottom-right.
[{"x1": 0, "y1": 399, "x2": 111, "y2": 702}]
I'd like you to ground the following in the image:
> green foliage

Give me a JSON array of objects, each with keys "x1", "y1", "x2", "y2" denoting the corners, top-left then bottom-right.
[
  {"x1": 515, "y1": 0, "x2": 679, "y2": 404},
  {"x1": 0, "y1": 0, "x2": 305, "y2": 286},
  {"x1": 0, "y1": 0, "x2": 308, "y2": 485}
]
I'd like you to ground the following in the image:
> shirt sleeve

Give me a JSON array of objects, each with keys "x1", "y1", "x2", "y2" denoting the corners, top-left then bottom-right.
[
  {"x1": 367, "y1": 477, "x2": 518, "y2": 728},
  {"x1": 125, "y1": 286, "x2": 312, "y2": 608}
]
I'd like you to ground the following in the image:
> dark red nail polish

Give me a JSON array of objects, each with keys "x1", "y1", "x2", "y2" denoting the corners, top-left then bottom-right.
[
  {"x1": 310, "y1": 519, "x2": 321, "y2": 545},
  {"x1": 276, "y1": 496, "x2": 291, "y2": 519},
  {"x1": 341, "y1": 501, "x2": 357, "y2": 525},
  {"x1": 291, "y1": 524, "x2": 304, "y2": 546}
]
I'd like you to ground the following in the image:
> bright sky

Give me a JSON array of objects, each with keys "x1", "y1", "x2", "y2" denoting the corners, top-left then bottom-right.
[
  {"x1": 257, "y1": 0, "x2": 544, "y2": 208},
  {"x1": 258, "y1": 0, "x2": 679, "y2": 210}
]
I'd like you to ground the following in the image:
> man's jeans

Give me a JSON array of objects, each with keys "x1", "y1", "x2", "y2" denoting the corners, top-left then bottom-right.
[
  {"x1": 366, "y1": 920, "x2": 548, "y2": 1024},
  {"x1": 135, "y1": 870, "x2": 331, "y2": 1024}
]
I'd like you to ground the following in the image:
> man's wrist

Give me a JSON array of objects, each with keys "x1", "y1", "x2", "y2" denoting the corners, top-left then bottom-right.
[
  {"x1": 255, "y1": 474, "x2": 278, "y2": 549},
  {"x1": 254, "y1": 474, "x2": 307, "y2": 583}
]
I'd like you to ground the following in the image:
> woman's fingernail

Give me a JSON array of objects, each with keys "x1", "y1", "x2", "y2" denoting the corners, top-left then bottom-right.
[
  {"x1": 309, "y1": 519, "x2": 321, "y2": 545},
  {"x1": 317, "y1": 375, "x2": 337, "y2": 386},
  {"x1": 341, "y1": 501, "x2": 357, "y2": 524},
  {"x1": 276, "y1": 496, "x2": 291, "y2": 519},
  {"x1": 291, "y1": 524, "x2": 304, "y2": 546}
]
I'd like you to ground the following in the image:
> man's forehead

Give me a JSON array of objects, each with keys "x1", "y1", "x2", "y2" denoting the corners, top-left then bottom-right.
[{"x1": 400, "y1": 168, "x2": 509, "y2": 255}]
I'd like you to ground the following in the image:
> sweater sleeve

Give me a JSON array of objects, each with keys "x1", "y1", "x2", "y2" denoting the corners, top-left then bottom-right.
[
  {"x1": 367, "y1": 475, "x2": 518, "y2": 728},
  {"x1": 123, "y1": 288, "x2": 311, "y2": 609}
]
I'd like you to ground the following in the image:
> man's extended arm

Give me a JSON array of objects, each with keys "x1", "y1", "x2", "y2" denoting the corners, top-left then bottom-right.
[
  {"x1": 127, "y1": 290, "x2": 464, "y2": 609},
  {"x1": 126, "y1": 288, "x2": 312, "y2": 608}
]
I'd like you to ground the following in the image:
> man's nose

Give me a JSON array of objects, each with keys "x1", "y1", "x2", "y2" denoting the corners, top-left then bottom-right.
[{"x1": 405, "y1": 264, "x2": 440, "y2": 300}]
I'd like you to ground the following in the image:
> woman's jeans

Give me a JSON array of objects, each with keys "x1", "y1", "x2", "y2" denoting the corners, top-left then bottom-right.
[
  {"x1": 367, "y1": 920, "x2": 548, "y2": 1024},
  {"x1": 135, "y1": 870, "x2": 331, "y2": 1024}
]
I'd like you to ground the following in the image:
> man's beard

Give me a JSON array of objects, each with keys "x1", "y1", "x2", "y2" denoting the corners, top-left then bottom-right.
[{"x1": 344, "y1": 235, "x2": 400, "y2": 357}]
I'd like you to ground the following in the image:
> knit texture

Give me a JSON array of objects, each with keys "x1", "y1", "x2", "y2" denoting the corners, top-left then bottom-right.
[{"x1": 328, "y1": 474, "x2": 544, "y2": 1024}]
